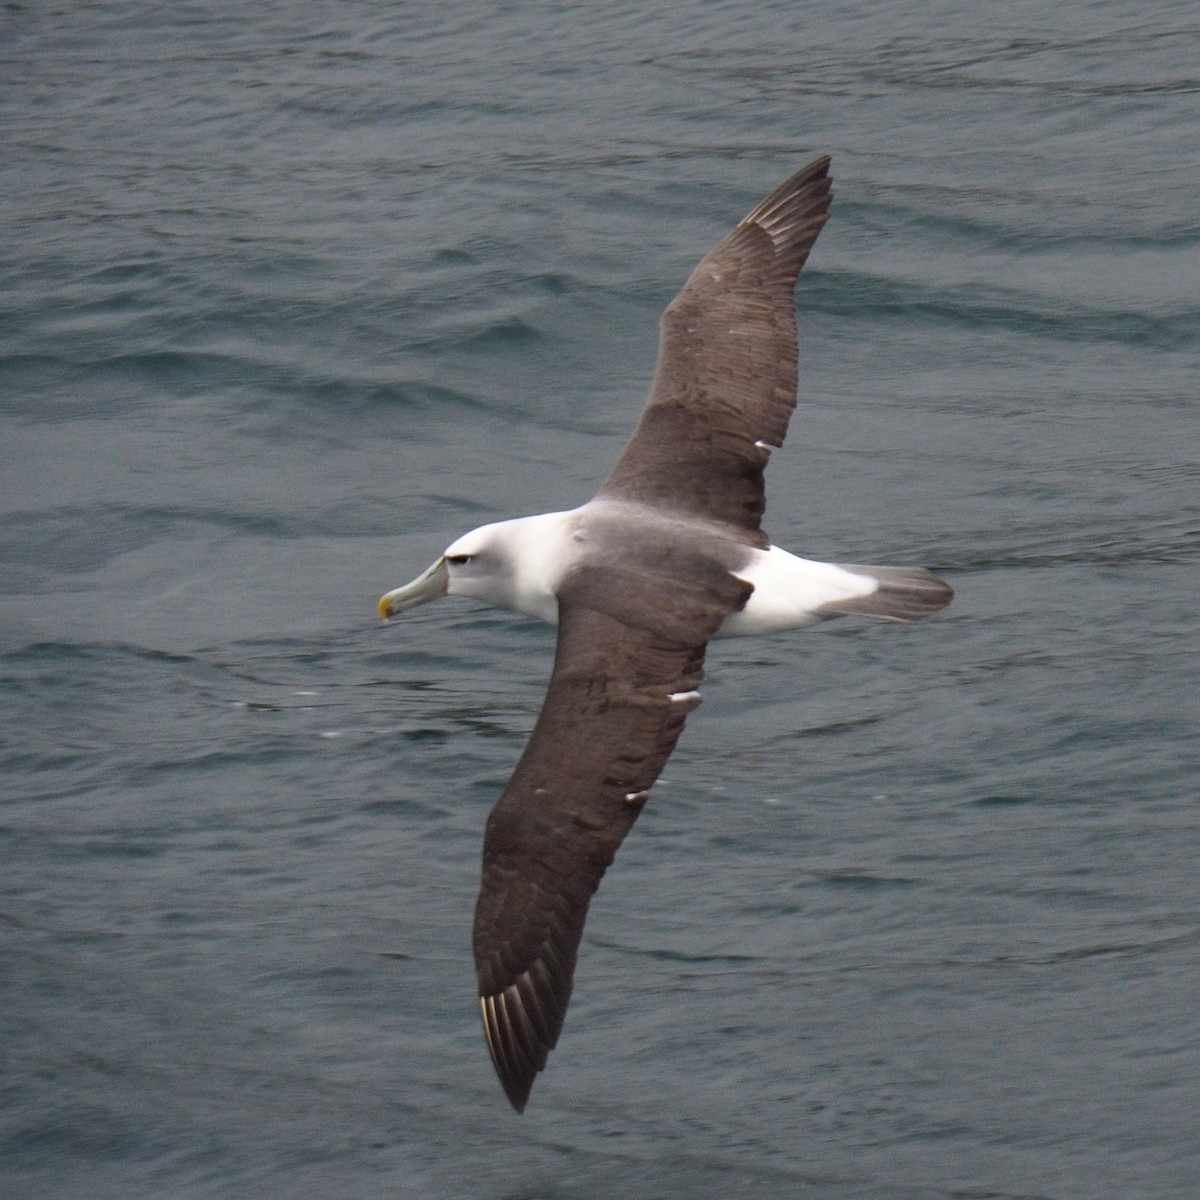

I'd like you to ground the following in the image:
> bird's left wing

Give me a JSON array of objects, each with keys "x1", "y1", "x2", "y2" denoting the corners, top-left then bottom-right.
[{"x1": 472, "y1": 560, "x2": 750, "y2": 1112}]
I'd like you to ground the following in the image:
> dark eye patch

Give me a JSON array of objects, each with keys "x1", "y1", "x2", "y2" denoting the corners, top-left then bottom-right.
[{"x1": 446, "y1": 554, "x2": 474, "y2": 565}]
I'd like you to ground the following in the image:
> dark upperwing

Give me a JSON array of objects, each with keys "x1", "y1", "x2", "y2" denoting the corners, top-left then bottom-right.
[
  {"x1": 471, "y1": 157, "x2": 832, "y2": 1111},
  {"x1": 598, "y1": 155, "x2": 832, "y2": 543}
]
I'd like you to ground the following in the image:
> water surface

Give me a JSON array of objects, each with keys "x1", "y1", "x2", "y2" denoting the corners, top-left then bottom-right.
[{"x1": 3, "y1": 3, "x2": 1198, "y2": 1198}]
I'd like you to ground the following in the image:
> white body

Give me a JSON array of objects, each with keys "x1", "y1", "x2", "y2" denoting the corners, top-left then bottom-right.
[
  {"x1": 724, "y1": 546, "x2": 878, "y2": 635},
  {"x1": 437, "y1": 505, "x2": 881, "y2": 636}
]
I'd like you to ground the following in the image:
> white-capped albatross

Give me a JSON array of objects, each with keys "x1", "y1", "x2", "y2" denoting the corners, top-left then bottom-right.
[{"x1": 378, "y1": 155, "x2": 952, "y2": 1113}]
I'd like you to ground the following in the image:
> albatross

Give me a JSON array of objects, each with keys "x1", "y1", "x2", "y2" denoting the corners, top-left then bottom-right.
[{"x1": 378, "y1": 155, "x2": 952, "y2": 1113}]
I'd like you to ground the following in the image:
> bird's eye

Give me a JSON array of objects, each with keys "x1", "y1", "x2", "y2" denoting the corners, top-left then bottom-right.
[{"x1": 446, "y1": 554, "x2": 474, "y2": 565}]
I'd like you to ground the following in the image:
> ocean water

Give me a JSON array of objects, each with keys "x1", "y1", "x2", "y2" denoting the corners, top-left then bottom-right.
[{"x1": 3, "y1": 2, "x2": 1198, "y2": 1197}]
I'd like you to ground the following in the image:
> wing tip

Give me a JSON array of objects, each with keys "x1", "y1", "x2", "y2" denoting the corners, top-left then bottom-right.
[
  {"x1": 744, "y1": 153, "x2": 832, "y2": 215},
  {"x1": 481, "y1": 992, "x2": 537, "y2": 1113},
  {"x1": 739, "y1": 153, "x2": 834, "y2": 268},
  {"x1": 480, "y1": 963, "x2": 569, "y2": 1113}
]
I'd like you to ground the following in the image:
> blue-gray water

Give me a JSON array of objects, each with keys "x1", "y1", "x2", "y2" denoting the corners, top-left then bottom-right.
[{"x1": 3, "y1": 3, "x2": 1198, "y2": 1198}]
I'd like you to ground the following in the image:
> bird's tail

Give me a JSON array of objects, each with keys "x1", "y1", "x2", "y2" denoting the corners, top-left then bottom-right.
[{"x1": 818, "y1": 565, "x2": 954, "y2": 622}]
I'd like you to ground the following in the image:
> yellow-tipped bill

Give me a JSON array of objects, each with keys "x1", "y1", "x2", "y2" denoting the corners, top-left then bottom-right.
[{"x1": 378, "y1": 557, "x2": 449, "y2": 620}]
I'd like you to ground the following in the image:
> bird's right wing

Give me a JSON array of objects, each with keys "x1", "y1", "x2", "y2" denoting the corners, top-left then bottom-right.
[{"x1": 599, "y1": 156, "x2": 832, "y2": 541}]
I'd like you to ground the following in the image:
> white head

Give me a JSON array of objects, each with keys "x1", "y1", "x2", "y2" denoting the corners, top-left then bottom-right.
[
  {"x1": 376, "y1": 521, "x2": 513, "y2": 618},
  {"x1": 377, "y1": 514, "x2": 569, "y2": 625}
]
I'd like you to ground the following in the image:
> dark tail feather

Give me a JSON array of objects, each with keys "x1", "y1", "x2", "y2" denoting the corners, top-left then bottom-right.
[{"x1": 819, "y1": 565, "x2": 954, "y2": 622}]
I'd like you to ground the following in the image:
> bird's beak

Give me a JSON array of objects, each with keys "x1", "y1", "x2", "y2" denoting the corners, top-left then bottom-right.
[{"x1": 378, "y1": 557, "x2": 450, "y2": 620}]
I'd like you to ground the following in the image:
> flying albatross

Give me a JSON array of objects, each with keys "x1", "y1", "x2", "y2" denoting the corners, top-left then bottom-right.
[{"x1": 378, "y1": 155, "x2": 952, "y2": 1113}]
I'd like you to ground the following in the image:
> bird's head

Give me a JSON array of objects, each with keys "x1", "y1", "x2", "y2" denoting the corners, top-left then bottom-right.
[{"x1": 377, "y1": 523, "x2": 518, "y2": 620}]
